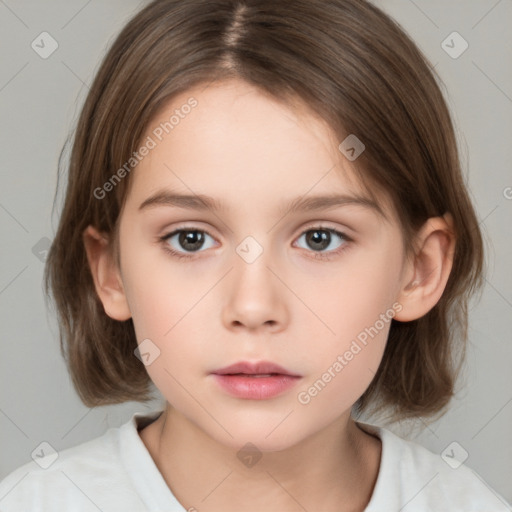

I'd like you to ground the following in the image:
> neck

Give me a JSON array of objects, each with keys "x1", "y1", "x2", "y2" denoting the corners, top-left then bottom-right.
[{"x1": 139, "y1": 405, "x2": 381, "y2": 512}]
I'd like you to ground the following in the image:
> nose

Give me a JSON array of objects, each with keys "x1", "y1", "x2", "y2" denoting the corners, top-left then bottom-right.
[{"x1": 221, "y1": 245, "x2": 289, "y2": 333}]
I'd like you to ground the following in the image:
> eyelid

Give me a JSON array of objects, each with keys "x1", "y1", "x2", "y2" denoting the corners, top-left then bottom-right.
[
  {"x1": 298, "y1": 220, "x2": 352, "y2": 235},
  {"x1": 160, "y1": 219, "x2": 352, "y2": 238}
]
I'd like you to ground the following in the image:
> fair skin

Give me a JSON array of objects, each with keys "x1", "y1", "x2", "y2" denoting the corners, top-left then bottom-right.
[{"x1": 83, "y1": 79, "x2": 455, "y2": 512}]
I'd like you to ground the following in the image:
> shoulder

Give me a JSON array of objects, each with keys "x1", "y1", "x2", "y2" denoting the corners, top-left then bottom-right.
[
  {"x1": 359, "y1": 422, "x2": 512, "y2": 512},
  {"x1": 0, "y1": 419, "x2": 146, "y2": 511}
]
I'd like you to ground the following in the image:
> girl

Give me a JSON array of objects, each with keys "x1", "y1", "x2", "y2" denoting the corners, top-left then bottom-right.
[{"x1": 1, "y1": 0, "x2": 510, "y2": 510}]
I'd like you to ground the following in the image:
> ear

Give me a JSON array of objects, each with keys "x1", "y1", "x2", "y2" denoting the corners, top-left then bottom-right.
[
  {"x1": 394, "y1": 213, "x2": 456, "y2": 322},
  {"x1": 82, "y1": 225, "x2": 131, "y2": 321}
]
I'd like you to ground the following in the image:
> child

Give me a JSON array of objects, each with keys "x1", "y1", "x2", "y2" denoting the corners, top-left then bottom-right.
[{"x1": 1, "y1": 0, "x2": 510, "y2": 510}]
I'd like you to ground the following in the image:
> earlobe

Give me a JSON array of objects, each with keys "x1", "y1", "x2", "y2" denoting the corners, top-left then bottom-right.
[
  {"x1": 82, "y1": 225, "x2": 132, "y2": 321},
  {"x1": 394, "y1": 214, "x2": 456, "y2": 322}
]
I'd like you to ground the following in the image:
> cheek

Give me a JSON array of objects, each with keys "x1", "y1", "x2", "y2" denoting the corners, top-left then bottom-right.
[
  {"x1": 120, "y1": 243, "x2": 212, "y2": 385},
  {"x1": 299, "y1": 245, "x2": 403, "y2": 348},
  {"x1": 121, "y1": 240, "x2": 205, "y2": 338},
  {"x1": 295, "y1": 321, "x2": 390, "y2": 416},
  {"x1": 293, "y1": 245, "x2": 401, "y2": 403}
]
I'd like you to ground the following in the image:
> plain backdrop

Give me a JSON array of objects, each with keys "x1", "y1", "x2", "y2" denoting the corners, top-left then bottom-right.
[{"x1": 1, "y1": 0, "x2": 511, "y2": 504}]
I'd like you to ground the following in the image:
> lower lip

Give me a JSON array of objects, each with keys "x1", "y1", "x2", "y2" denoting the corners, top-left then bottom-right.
[{"x1": 212, "y1": 374, "x2": 301, "y2": 400}]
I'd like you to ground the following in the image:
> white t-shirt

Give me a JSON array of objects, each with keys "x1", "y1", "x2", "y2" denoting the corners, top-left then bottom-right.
[{"x1": 0, "y1": 410, "x2": 510, "y2": 511}]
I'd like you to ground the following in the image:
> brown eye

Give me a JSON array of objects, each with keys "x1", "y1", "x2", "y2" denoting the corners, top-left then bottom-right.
[
  {"x1": 162, "y1": 229, "x2": 215, "y2": 255},
  {"x1": 296, "y1": 228, "x2": 347, "y2": 254}
]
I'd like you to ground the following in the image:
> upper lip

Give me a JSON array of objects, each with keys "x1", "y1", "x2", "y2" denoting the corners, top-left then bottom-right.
[{"x1": 212, "y1": 361, "x2": 301, "y2": 377}]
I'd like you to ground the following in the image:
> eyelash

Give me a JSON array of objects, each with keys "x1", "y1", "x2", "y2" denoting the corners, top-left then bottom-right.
[{"x1": 158, "y1": 224, "x2": 352, "y2": 262}]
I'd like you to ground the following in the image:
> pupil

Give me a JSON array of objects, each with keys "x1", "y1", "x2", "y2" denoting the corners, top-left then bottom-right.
[
  {"x1": 180, "y1": 231, "x2": 204, "y2": 251},
  {"x1": 308, "y1": 230, "x2": 329, "y2": 250}
]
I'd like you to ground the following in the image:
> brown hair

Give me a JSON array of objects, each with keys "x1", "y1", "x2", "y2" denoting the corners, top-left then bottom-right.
[{"x1": 45, "y1": 0, "x2": 484, "y2": 422}]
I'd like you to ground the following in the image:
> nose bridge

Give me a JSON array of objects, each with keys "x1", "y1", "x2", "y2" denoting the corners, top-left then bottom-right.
[
  {"x1": 221, "y1": 232, "x2": 287, "y2": 330},
  {"x1": 235, "y1": 234, "x2": 267, "y2": 266},
  {"x1": 231, "y1": 232, "x2": 278, "y2": 295}
]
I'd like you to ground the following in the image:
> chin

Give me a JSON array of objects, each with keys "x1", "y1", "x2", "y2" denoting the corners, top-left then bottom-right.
[{"x1": 203, "y1": 416, "x2": 311, "y2": 453}]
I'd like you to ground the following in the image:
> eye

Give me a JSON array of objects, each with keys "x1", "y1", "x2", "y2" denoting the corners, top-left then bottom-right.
[
  {"x1": 294, "y1": 227, "x2": 350, "y2": 259},
  {"x1": 160, "y1": 229, "x2": 216, "y2": 259},
  {"x1": 159, "y1": 225, "x2": 351, "y2": 261}
]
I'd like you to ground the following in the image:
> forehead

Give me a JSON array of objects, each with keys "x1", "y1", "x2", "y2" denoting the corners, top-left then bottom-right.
[{"x1": 124, "y1": 79, "x2": 395, "y2": 222}]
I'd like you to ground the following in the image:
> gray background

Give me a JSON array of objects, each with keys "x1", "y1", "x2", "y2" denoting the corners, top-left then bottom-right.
[{"x1": 1, "y1": 0, "x2": 511, "y2": 504}]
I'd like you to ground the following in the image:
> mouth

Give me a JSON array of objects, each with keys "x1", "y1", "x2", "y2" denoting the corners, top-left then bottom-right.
[
  {"x1": 227, "y1": 373, "x2": 280, "y2": 378},
  {"x1": 212, "y1": 361, "x2": 301, "y2": 377},
  {"x1": 211, "y1": 361, "x2": 301, "y2": 400}
]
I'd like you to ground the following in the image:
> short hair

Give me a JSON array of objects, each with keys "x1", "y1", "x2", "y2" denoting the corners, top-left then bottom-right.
[{"x1": 44, "y1": 0, "x2": 484, "y2": 423}]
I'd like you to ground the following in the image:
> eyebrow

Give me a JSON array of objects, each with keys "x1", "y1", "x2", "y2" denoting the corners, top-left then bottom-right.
[{"x1": 138, "y1": 190, "x2": 386, "y2": 218}]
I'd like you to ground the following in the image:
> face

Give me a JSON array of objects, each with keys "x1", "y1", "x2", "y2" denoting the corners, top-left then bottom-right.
[{"x1": 116, "y1": 79, "x2": 408, "y2": 451}]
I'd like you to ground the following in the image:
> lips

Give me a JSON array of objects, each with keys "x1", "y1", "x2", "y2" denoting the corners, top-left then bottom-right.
[
  {"x1": 211, "y1": 361, "x2": 301, "y2": 400},
  {"x1": 212, "y1": 361, "x2": 301, "y2": 377}
]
